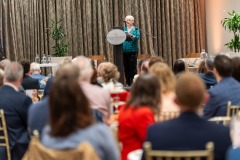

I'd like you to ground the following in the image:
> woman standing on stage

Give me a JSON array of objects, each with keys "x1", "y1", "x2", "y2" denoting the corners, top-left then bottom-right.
[{"x1": 123, "y1": 15, "x2": 140, "y2": 86}]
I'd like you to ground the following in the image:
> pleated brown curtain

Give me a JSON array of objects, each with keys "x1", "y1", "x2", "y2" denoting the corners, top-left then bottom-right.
[
  {"x1": 150, "y1": 0, "x2": 204, "y2": 66},
  {"x1": 0, "y1": 0, "x2": 205, "y2": 67}
]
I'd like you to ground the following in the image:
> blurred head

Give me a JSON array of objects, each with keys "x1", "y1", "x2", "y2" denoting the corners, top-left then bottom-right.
[
  {"x1": 141, "y1": 60, "x2": 150, "y2": 74},
  {"x1": 72, "y1": 56, "x2": 93, "y2": 82},
  {"x1": 197, "y1": 61, "x2": 207, "y2": 73},
  {"x1": 4, "y1": 62, "x2": 23, "y2": 87},
  {"x1": 232, "y1": 57, "x2": 240, "y2": 82},
  {"x1": 20, "y1": 59, "x2": 31, "y2": 77},
  {"x1": 205, "y1": 56, "x2": 215, "y2": 71},
  {"x1": 100, "y1": 62, "x2": 120, "y2": 83},
  {"x1": 0, "y1": 59, "x2": 11, "y2": 70},
  {"x1": 137, "y1": 59, "x2": 146, "y2": 74},
  {"x1": 149, "y1": 56, "x2": 164, "y2": 68},
  {"x1": 175, "y1": 72, "x2": 206, "y2": 112},
  {"x1": 173, "y1": 60, "x2": 186, "y2": 75},
  {"x1": 126, "y1": 73, "x2": 161, "y2": 112},
  {"x1": 49, "y1": 63, "x2": 93, "y2": 137},
  {"x1": 0, "y1": 69, "x2": 4, "y2": 86},
  {"x1": 214, "y1": 55, "x2": 233, "y2": 78},
  {"x1": 150, "y1": 62, "x2": 176, "y2": 93},
  {"x1": 30, "y1": 62, "x2": 41, "y2": 74}
]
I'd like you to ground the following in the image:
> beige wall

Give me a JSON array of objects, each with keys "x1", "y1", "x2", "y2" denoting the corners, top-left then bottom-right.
[{"x1": 206, "y1": 0, "x2": 240, "y2": 55}]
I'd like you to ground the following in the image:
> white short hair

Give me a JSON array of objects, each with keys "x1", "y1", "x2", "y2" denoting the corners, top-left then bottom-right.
[
  {"x1": 30, "y1": 62, "x2": 41, "y2": 71},
  {"x1": 125, "y1": 15, "x2": 134, "y2": 20},
  {"x1": 72, "y1": 56, "x2": 93, "y2": 82}
]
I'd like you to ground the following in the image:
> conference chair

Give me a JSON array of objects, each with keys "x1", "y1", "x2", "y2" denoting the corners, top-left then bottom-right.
[
  {"x1": 186, "y1": 53, "x2": 200, "y2": 58},
  {"x1": 143, "y1": 141, "x2": 214, "y2": 160},
  {"x1": 158, "y1": 111, "x2": 180, "y2": 122},
  {"x1": 208, "y1": 116, "x2": 231, "y2": 126},
  {"x1": 137, "y1": 54, "x2": 151, "y2": 59},
  {"x1": 226, "y1": 101, "x2": 240, "y2": 117},
  {"x1": 88, "y1": 55, "x2": 105, "y2": 67},
  {"x1": 0, "y1": 109, "x2": 11, "y2": 160}
]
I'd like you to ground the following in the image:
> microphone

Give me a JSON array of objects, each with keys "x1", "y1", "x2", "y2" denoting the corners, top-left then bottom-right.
[{"x1": 123, "y1": 20, "x2": 127, "y2": 23}]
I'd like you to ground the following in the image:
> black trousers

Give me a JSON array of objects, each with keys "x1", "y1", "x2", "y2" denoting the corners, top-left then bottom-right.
[{"x1": 123, "y1": 52, "x2": 137, "y2": 86}]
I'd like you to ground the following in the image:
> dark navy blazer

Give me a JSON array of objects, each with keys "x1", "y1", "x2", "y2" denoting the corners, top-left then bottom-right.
[
  {"x1": 203, "y1": 77, "x2": 240, "y2": 119},
  {"x1": 143, "y1": 112, "x2": 231, "y2": 160},
  {"x1": 0, "y1": 85, "x2": 32, "y2": 160},
  {"x1": 21, "y1": 75, "x2": 40, "y2": 90}
]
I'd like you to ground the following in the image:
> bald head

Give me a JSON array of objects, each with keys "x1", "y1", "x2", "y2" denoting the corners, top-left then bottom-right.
[{"x1": 175, "y1": 72, "x2": 206, "y2": 111}]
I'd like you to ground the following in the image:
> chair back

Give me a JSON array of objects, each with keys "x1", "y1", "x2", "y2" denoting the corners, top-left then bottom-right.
[
  {"x1": 158, "y1": 111, "x2": 180, "y2": 122},
  {"x1": 137, "y1": 54, "x2": 151, "y2": 59},
  {"x1": 227, "y1": 101, "x2": 240, "y2": 117},
  {"x1": 88, "y1": 55, "x2": 105, "y2": 67},
  {"x1": 0, "y1": 109, "x2": 11, "y2": 160},
  {"x1": 143, "y1": 141, "x2": 214, "y2": 160},
  {"x1": 186, "y1": 53, "x2": 200, "y2": 58},
  {"x1": 208, "y1": 116, "x2": 231, "y2": 126},
  {"x1": 23, "y1": 131, "x2": 99, "y2": 160}
]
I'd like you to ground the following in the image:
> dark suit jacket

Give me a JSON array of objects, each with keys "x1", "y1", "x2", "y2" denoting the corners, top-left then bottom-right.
[
  {"x1": 21, "y1": 75, "x2": 40, "y2": 90},
  {"x1": 0, "y1": 85, "x2": 32, "y2": 160},
  {"x1": 203, "y1": 77, "x2": 240, "y2": 119},
  {"x1": 143, "y1": 112, "x2": 231, "y2": 160}
]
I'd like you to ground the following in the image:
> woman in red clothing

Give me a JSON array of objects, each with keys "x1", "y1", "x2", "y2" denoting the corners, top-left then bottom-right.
[{"x1": 118, "y1": 74, "x2": 161, "y2": 160}]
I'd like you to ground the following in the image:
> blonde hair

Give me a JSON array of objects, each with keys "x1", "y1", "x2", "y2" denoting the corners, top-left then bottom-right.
[
  {"x1": 150, "y1": 62, "x2": 176, "y2": 93},
  {"x1": 100, "y1": 62, "x2": 120, "y2": 83}
]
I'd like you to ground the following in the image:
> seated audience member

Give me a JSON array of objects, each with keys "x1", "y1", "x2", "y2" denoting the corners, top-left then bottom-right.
[
  {"x1": 0, "y1": 68, "x2": 4, "y2": 86},
  {"x1": 198, "y1": 56, "x2": 217, "y2": 89},
  {"x1": 232, "y1": 57, "x2": 240, "y2": 82},
  {"x1": 197, "y1": 60, "x2": 207, "y2": 73},
  {"x1": 173, "y1": 59, "x2": 187, "y2": 76},
  {"x1": 28, "y1": 65, "x2": 103, "y2": 135},
  {"x1": 203, "y1": 55, "x2": 240, "y2": 119},
  {"x1": 20, "y1": 60, "x2": 39, "y2": 90},
  {"x1": 72, "y1": 56, "x2": 111, "y2": 124},
  {"x1": 143, "y1": 72, "x2": 231, "y2": 160},
  {"x1": 0, "y1": 59, "x2": 11, "y2": 70},
  {"x1": 118, "y1": 74, "x2": 161, "y2": 160},
  {"x1": 40, "y1": 63, "x2": 119, "y2": 160},
  {"x1": 98, "y1": 62, "x2": 123, "y2": 92},
  {"x1": 91, "y1": 60, "x2": 102, "y2": 87},
  {"x1": 0, "y1": 62, "x2": 32, "y2": 159},
  {"x1": 141, "y1": 59, "x2": 150, "y2": 74},
  {"x1": 148, "y1": 56, "x2": 164, "y2": 68},
  {"x1": 29, "y1": 62, "x2": 47, "y2": 89},
  {"x1": 133, "y1": 58, "x2": 146, "y2": 82},
  {"x1": 149, "y1": 62, "x2": 179, "y2": 121}
]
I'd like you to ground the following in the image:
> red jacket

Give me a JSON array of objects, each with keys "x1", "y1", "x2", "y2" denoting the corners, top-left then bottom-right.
[{"x1": 118, "y1": 105, "x2": 155, "y2": 160}]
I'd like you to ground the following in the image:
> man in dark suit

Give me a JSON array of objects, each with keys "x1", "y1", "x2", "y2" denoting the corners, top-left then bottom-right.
[
  {"x1": 143, "y1": 72, "x2": 231, "y2": 160},
  {"x1": 203, "y1": 55, "x2": 240, "y2": 119},
  {"x1": 20, "y1": 59, "x2": 39, "y2": 90},
  {"x1": 0, "y1": 62, "x2": 32, "y2": 159}
]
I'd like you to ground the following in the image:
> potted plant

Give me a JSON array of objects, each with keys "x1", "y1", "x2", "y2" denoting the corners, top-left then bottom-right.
[
  {"x1": 47, "y1": 19, "x2": 68, "y2": 57},
  {"x1": 221, "y1": 10, "x2": 240, "y2": 52}
]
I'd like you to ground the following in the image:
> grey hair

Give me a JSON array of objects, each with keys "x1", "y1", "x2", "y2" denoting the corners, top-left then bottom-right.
[
  {"x1": 205, "y1": 56, "x2": 215, "y2": 71},
  {"x1": 4, "y1": 62, "x2": 23, "y2": 82},
  {"x1": 72, "y1": 56, "x2": 93, "y2": 82},
  {"x1": 30, "y1": 62, "x2": 41, "y2": 73}
]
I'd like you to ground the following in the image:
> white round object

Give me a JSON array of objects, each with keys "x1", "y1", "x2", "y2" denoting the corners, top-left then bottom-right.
[
  {"x1": 106, "y1": 29, "x2": 126, "y2": 45},
  {"x1": 127, "y1": 149, "x2": 143, "y2": 160}
]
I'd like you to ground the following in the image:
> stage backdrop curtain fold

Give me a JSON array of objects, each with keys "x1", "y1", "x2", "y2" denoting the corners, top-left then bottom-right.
[{"x1": 0, "y1": 0, "x2": 205, "y2": 67}]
